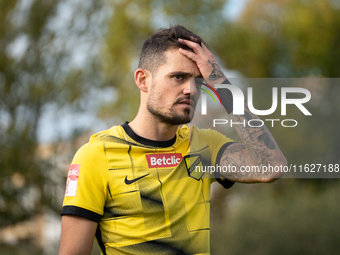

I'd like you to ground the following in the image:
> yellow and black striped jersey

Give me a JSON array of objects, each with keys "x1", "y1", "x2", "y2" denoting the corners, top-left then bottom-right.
[{"x1": 62, "y1": 122, "x2": 234, "y2": 255}]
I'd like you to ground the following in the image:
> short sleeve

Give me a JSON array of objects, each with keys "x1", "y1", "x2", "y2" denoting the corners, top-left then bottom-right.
[
  {"x1": 61, "y1": 138, "x2": 108, "y2": 222},
  {"x1": 198, "y1": 128, "x2": 235, "y2": 189},
  {"x1": 197, "y1": 128, "x2": 233, "y2": 165}
]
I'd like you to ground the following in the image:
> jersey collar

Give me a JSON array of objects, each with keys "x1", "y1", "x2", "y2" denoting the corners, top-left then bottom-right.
[{"x1": 122, "y1": 122, "x2": 177, "y2": 148}]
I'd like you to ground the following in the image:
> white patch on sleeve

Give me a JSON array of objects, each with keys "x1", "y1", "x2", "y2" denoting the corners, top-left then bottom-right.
[{"x1": 65, "y1": 164, "x2": 80, "y2": 197}]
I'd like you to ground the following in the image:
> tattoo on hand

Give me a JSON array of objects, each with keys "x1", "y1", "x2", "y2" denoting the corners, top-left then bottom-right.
[{"x1": 208, "y1": 60, "x2": 224, "y2": 81}]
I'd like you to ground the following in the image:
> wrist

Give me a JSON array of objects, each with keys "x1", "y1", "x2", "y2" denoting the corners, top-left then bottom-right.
[
  {"x1": 216, "y1": 79, "x2": 233, "y2": 114},
  {"x1": 209, "y1": 76, "x2": 228, "y2": 89}
]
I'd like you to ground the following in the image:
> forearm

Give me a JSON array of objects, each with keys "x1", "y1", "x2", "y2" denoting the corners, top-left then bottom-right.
[
  {"x1": 230, "y1": 103, "x2": 286, "y2": 167},
  {"x1": 208, "y1": 75, "x2": 286, "y2": 182},
  {"x1": 217, "y1": 88, "x2": 287, "y2": 182}
]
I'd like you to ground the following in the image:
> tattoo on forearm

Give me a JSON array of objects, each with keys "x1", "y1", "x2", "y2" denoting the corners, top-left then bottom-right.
[
  {"x1": 220, "y1": 144, "x2": 270, "y2": 182},
  {"x1": 257, "y1": 133, "x2": 276, "y2": 150},
  {"x1": 219, "y1": 103, "x2": 281, "y2": 181},
  {"x1": 208, "y1": 60, "x2": 224, "y2": 81},
  {"x1": 220, "y1": 144, "x2": 271, "y2": 181},
  {"x1": 244, "y1": 110, "x2": 253, "y2": 122}
]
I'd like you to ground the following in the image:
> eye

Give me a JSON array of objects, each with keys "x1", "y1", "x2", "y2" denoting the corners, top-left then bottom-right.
[{"x1": 174, "y1": 75, "x2": 183, "y2": 81}]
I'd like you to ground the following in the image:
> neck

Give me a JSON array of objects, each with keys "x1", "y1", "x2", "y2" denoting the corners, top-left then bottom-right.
[{"x1": 129, "y1": 110, "x2": 179, "y2": 141}]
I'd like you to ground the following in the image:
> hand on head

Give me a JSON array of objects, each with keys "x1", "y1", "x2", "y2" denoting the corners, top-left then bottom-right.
[{"x1": 178, "y1": 38, "x2": 226, "y2": 87}]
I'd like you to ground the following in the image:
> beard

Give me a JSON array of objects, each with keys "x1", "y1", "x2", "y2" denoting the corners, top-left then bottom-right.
[{"x1": 147, "y1": 96, "x2": 195, "y2": 125}]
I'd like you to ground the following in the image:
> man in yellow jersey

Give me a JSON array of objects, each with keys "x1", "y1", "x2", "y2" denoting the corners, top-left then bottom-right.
[{"x1": 59, "y1": 25, "x2": 287, "y2": 255}]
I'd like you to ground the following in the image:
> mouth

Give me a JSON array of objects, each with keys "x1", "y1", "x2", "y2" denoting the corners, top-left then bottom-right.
[{"x1": 177, "y1": 99, "x2": 196, "y2": 108}]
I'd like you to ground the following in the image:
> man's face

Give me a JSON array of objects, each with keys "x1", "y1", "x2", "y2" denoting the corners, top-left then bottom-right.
[{"x1": 146, "y1": 48, "x2": 201, "y2": 125}]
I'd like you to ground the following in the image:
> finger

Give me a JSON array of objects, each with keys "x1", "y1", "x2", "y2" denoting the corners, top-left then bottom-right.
[
  {"x1": 188, "y1": 36, "x2": 202, "y2": 45},
  {"x1": 178, "y1": 38, "x2": 203, "y2": 55},
  {"x1": 179, "y1": 38, "x2": 213, "y2": 60},
  {"x1": 186, "y1": 36, "x2": 207, "y2": 50},
  {"x1": 201, "y1": 42, "x2": 208, "y2": 50},
  {"x1": 179, "y1": 38, "x2": 200, "y2": 49},
  {"x1": 178, "y1": 47, "x2": 198, "y2": 62},
  {"x1": 178, "y1": 37, "x2": 200, "y2": 46}
]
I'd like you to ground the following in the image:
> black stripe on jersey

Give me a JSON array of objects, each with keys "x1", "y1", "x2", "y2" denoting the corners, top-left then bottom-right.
[
  {"x1": 61, "y1": 206, "x2": 102, "y2": 223},
  {"x1": 95, "y1": 225, "x2": 107, "y2": 255},
  {"x1": 96, "y1": 132, "x2": 159, "y2": 150},
  {"x1": 122, "y1": 122, "x2": 177, "y2": 148},
  {"x1": 120, "y1": 238, "x2": 191, "y2": 255},
  {"x1": 192, "y1": 145, "x2": 209, "y2": 154},
  {"x1": 190, "y1": 228, "x2": 210, "y2": 232},
  {"x1": 215, "y1": 142, "x2": 235, "y2": 189},
  {"x1": 96, "y1": 134, "x2": 142, "y2": 147},
  {"x1": 109, "y1": 166, "x2": 144, "y2": 171},
  {"x1": 140, "y1": 193, "x2": 163, "y2": 205},
  {"x1": 107, "y1": 184, "x2": 113, "y2": 200}
]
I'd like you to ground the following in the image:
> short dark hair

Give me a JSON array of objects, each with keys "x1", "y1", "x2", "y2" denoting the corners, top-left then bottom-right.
[{"x1": 138, "y1": 25, "x2": 205, "y2": 74}]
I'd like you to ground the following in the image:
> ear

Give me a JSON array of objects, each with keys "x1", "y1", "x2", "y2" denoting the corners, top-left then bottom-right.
[{"x1": 134, "y1": 68, "x2": 151, "y2": 93}]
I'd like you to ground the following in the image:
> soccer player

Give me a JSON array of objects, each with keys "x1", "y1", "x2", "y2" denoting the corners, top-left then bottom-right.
[{"x1": 59, "y1": 25, "x2": 287, "y2": 255}]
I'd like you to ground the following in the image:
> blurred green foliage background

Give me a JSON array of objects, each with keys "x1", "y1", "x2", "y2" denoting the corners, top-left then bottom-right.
[{"x1": 0, "y1": 0, "x2": 339, "y2": 254}]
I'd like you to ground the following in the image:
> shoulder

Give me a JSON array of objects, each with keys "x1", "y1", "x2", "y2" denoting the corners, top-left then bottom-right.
[
  {"x1": 177, "y1": 124, "x2": 215, "y2": 137},
  {"x1": 179, "y1": 125, "x2": 231, "y2": 141},
  {"x1": 184, "y1": 125, "x2": 234, "y2": 151},
  {"x1": 92, "y1": 124, "x2": 125, "y2": 141},
  {"x1": 74, "y1": 125, "x2": 125, "y2": 160}
]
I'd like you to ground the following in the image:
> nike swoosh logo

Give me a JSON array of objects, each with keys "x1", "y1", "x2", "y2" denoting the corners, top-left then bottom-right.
[{"x1": 124, "y1": 173, "x2": 150, "y2": 185}]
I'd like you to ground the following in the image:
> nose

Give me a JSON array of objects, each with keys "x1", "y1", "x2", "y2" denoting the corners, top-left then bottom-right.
[
  {"x1": 183, "y1": 78, "x2": 199, "y2": 96},
  {"x1": 185, "y1": 78, "x2": 201, "y2": 107}
]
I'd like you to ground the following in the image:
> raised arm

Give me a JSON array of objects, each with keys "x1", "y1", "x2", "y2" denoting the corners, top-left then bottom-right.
[
  {"x1": 59, "y1": 215, "x2": 98, "y2": 255},
  {"x1": 178, "y1": 38, "x2": 287, "y2": 183}
]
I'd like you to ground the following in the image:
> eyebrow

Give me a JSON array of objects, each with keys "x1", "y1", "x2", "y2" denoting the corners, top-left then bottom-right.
[{"x1": 168, "y1": 71, "x2": 203, "y2": 79}]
